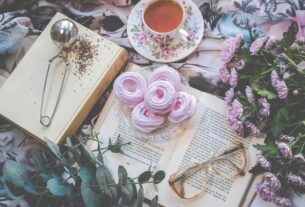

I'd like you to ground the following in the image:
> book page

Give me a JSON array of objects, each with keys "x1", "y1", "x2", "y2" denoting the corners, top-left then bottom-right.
[
  {"x1": 92, "y1": 94, "x2": 182, "y2": 194},
  {"x1": 91, "y1": 63, "x2": 261, "y2": 206},
  {"x1": 156, "y1": 92, "x2": 260, "y2": 207}
]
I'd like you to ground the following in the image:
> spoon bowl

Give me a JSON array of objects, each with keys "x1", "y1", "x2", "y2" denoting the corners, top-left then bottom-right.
[{"x1": 50, "y1": 19, "x2": 78, "y2": 50}]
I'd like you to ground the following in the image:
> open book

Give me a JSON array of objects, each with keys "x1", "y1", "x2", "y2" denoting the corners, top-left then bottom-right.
[{"x1": 91, "y1": 64, "x2": 261, "y2": 207}]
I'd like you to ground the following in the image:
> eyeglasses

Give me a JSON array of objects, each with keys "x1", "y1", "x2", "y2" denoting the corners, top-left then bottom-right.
[{"x1": 168, "y1": 143, "x2": 247, "y2": 199}]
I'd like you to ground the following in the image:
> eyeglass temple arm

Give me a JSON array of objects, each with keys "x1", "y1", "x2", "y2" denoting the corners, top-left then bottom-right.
[{"x1": 171, "y1": 143, "x2": 244, "y2": 183}]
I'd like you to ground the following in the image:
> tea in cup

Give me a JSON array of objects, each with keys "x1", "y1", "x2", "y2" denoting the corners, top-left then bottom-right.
[{"x1": 142, "y1": 0, "x2": 185, "y2": 41}]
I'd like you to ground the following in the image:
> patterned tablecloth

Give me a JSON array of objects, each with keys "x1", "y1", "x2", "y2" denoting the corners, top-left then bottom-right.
[{"x1": 1, "y1": 0, "x2": 305, "y2": 206}]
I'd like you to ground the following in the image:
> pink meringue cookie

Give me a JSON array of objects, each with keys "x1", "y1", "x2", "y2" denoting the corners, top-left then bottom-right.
[
  {"x1": 131, "y1": 102, "x2": 165, "y2": 133},
  {"x1": 113, "y1": 72, "x2": 147, "y2": 108},
  {"x1": 144, "y1": 80, "x2": 176, "y2": 115},
  {"x1": 168, "y1": 91, "x2": 196, "y2": 123},
  {"x1": 148, "y1": 65, "x2": 181, "y2": 89}
]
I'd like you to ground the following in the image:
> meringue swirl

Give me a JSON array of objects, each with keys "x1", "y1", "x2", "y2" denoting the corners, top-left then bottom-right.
[
  {"x1": 168, "y1": 91, "x2": 196, "y2": 123},
  {"x1": 144, "y1": 80, "x2": 176, "y2": 114},
  {"x1": 113, "y1": 72, "x2": 147, "y2": 108},
  {"x1": 148, "y1": 65, "x2": 181, "y2": 89},
  {"x1": 131, "y1": 102, "x2": 165, "y2": 133}
]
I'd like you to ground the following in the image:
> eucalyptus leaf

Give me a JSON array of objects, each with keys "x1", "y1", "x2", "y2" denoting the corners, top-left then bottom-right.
[
  {"x1": 121, "y1": 178, "x2": 137, "y2": 202},
  {"x1": 108, "y1": 145, "x2": 122, "y2": 153},
  {"x1": 81, "y1": 180, "x2": 101, "y2": 207},
  {"x1": 45, "y1": 137, "x2": 62, "y2": 159},
  {"x1": 81, "y1": 144, "x2": 96, "y2": 164},
  {"x1": 135, "y1": 186, "x2": 144, "y2": 207},
  {"x1": 150, "y1": 195, "x2": 158, "y2": 207},
  {"x1": 79, "y1": 167, "x2": 95, "y2": 182},
  {"x1": 153, "y1": 171, "x2": 165, "y2": 184},
  {"x1": 2, "y1": 180, "x2": 24, "y2": 200},
  {"x1": 47, "y1": 177, "x2": 67, "y2": 196},
  {"x1": 23, "y1": 182, "x2": 46, "y2": 195},
  {"x1": 3, "y1": 160, "x2": 29, "y2": 187},
  {"x1": 96, "y1": 165, "x2": 118, "y2": 203},
  {"x1": 118, "y1": 165, "x2": 128, "y2": 187},
  {"x1": 138, "y1": 171, "x2": 151, "y2": 184}
]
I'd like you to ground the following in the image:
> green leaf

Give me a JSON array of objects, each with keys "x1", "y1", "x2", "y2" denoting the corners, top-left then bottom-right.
[
  {"x1": 47, "y1": 178, "x2": 67, "y2": 196},
  {"x1": 2, "y1": 180, "x2": 24, "y2": 200},
  {"x1": 270, "y1": 108, "x2": 288, "y2": 137},
  {"x1": 23, "y1": 182, "x2": 46, "y2": 195},
  {"x1": 153, "y1": 171, "x2": 165, "y2": 184},
  {"x1": 254, "y1": 143, "x2": 278, "y2": 158},
  {"x1": 3, "y1": 160, "x2": 29, "y2": 187},
  {"x1": 283, "y1": 21, "x2": 299, "y2": 48},
  {"x1": 248, "y1": 165, "x2": 265, "y2": 175},
  {"x1": 96, "y1": 165, "x2": 118, "y2": 203},
  {"x1": 108, "y1": 145, "x2": 122, "y2": 153},
  {"x1": 118, "y1": 165, "x2": 128, "y2": 186},
  {"x1": 45, "y1": 137, "x2": 61, "y2": 159},
  {"x1": 135, "y1": 186, "x2": 144, "y2": 207},
  {"x1": 138, "y1": 171, "x2": 151, "y2": 184},
  {"x1": 81, "y1": 180, "x2": 101, "y2": 207},
  {"x1": 120, "y1": 176, "x2": 136, "y2": 203},
  {"x1": 256, "y1": 88, "x2": 277, "y2": 99},
  {"x1": 79, "y1": 167, "x2": 95, "y2": 182},
  {"x1": 150, "y1": 195, "x2": 158, "y2": 207},
  {"x1": 81, "y1": 144, "x2": 96, "y2": 164}
]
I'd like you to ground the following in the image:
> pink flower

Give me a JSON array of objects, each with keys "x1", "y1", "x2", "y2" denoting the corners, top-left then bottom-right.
[
  {"x1": 273, "y1": 197, "x2": 292, "y2": 207},
  {"x1": 297, "y1": 61, "x2": 305, "y2": 71},
  {"x1": 219, "y1": 64, "x2": 230, "y2": 83},
  {"x1": 228, "y1": 116, "x2": 244, "y2": 136},
  {"x1": 136, "y1": 33, "x2": 147, "y2": 43},
  {"x1": 277, "y1": 142, "x2": 292, "y2": 158},
  {"x1": 258, "y1": 98, "x2": 270, "y2": 118},
  {"x1": 220, "y1": 35, "x2": 242, "y2": 64},
  {"x1": 290, "y1": 42, "x2": 298, "y2": 50},
  {"x1": 153, "y1": 36, "x2": 164, "y2": 44},
  {"x1": 245, "y1": 121, "x2": 260, "y2": 137},
  {"x1": 265, "y1": 36, "x2": 279, "y2": 49},
  {"x1": 229, "y1": 68, "x2": 238, "y2": 88},
  {"x1": 234, "y1": 59, "x2": 245, "y2": 70},
  {"x1": 256, "y1": 154, "x2": 271, "y2": 170},
  {"x1": 271, "y1": 70, "x2": 279, "y2": 88},
  {"x1": 278, "y1": 134, "x2": 295, "y2": 144},
  {"x1": 224, "y1": 88, "x2": 234, "y2": 107},
  {"x1": 264, "y1": 172, "x2": 281, "y2": 191},
  {"x1": 245, "y1": 86, "x2": 255, "y2": 103},
  {"x1": 287, "y1": 174, "x2": 305, "y2": 187},
  {"x1": 160, "y1": 47, "x2": 172, "y2": 58},
  {"x1": 276, "y1": 80, "x2": 288, "y2": 99},
  {"x1": 256, "y1": 182, "x2": 275, "y2": 202},
  {"x1": 187, "y1": 32, "x2": 196, "y2": 41},
  {"x1": 230, "y1": 99, "x2": 243, "y2": 118},
  {"x1": 250, "y1": 36, "x2": 268, "y2": 55}
]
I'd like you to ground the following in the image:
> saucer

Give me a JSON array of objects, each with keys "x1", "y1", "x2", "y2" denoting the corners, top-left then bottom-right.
[{"x1": 127, "y1": 0, "x2": 204, "y2": 63}]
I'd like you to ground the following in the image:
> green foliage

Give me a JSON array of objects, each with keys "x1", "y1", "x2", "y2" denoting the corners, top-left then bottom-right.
[
  {"x1": 0, "y1": 131, "x2": 165, "y2": 207},
  {"x1": 270, "y1": 108, "x2": 288, "y2": 137},
  {"x1": 282, "y1": 21, "x2": 298, "y2": 48}
]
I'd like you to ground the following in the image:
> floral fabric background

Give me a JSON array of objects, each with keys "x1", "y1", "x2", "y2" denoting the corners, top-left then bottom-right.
[{"x1": 0, "y1": 0, "x2": 305, "y2": 206}]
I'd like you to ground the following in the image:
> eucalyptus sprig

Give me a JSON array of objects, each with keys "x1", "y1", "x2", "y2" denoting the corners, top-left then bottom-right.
[{"x1": 0, "y1": 128, "x2": 165, "y2": 207}]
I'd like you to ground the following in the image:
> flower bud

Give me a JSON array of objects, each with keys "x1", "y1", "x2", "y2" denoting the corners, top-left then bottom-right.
[
  {"x1": 264, "y1": 172, "x2": 281, "y2": 191},
  {"x1": 293, "y1": 90, "x2": 299, "y2": 95},
  {"x1": 283, "y1": 72, "x2": 290, "y2": 80},
  {"x1": 277, "y1": 142, "x2": 292, "y2": 158}
]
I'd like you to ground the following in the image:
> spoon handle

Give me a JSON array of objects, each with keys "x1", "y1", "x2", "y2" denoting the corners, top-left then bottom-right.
[{"x1": 40, "y1": 50, "x2": 69, "y2": 127}]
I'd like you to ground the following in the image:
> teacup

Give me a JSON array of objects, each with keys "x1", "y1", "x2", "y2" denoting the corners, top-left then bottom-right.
[{"x1": 142, "y1": 0, "x2": 186, "y2": 44}]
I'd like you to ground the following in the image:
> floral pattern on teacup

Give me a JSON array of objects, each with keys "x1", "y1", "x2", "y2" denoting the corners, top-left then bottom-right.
[{"x1": 129, "y1": 1, "x2": 201, "y2": 61}]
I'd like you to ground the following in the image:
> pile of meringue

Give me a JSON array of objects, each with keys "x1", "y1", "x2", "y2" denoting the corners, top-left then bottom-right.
[{"x1": 113, "y1": 65, "x2": 196, "y2": 133}]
